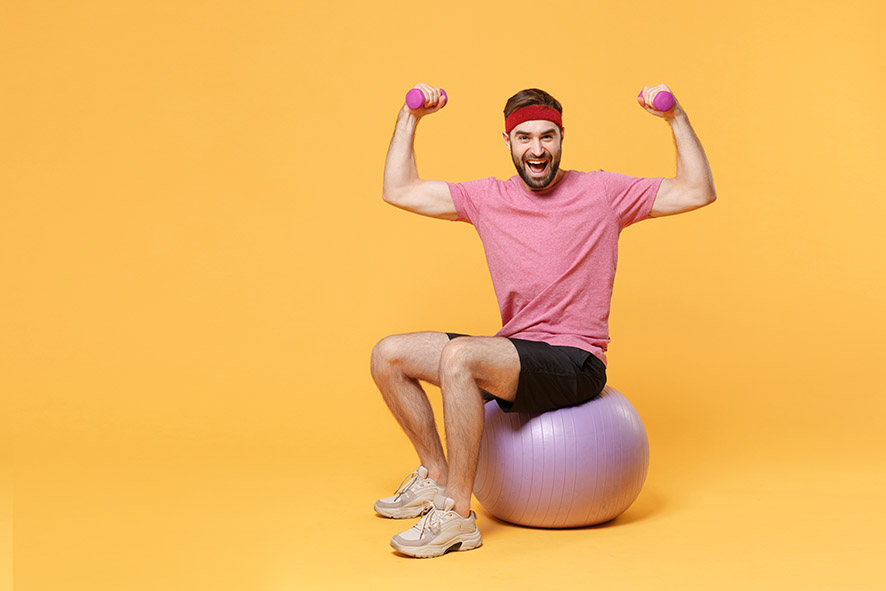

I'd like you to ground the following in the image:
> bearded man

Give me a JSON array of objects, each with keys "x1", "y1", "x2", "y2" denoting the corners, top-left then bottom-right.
[{"x1": 372, "y1": 84, "x2": 716, "y2": 558}]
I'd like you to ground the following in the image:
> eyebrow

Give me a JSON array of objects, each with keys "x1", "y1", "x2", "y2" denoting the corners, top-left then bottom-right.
[{"x1": 514, "y1": 127, "x2": 558, "y2": 136}]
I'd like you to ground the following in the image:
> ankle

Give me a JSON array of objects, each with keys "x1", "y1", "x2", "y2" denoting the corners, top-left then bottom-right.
[
  {"x1": 425, "y1": 466, "x2": 447, "y2": 487},
  {"x1": 441, "y1": 490, "x2": 471, "y2": 518},
  {"x1": 452, "y1": 502, "x2": 471, "y2": 519}
]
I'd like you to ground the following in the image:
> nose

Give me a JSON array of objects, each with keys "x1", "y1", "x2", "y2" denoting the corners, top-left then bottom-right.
[{"x1": 529, "y1": 138, "x2": 545, "y2": 156}]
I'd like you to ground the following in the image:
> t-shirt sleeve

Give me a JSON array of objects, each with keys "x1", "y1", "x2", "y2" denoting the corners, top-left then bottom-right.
[
  {"x1": 601, "y1": 172, "x2": 664, "y2": 229},
  {"x1": 446, "y1": 177, "x2": 498, "y2": 225}
]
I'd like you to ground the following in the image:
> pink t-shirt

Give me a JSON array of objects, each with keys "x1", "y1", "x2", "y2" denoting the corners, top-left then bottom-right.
[{"x1": 447, "y1": 170, "x2": 663, "y2": 366}]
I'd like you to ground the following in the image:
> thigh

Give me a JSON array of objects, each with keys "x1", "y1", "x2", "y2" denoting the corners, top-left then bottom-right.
[{"x1": 442, "y1": 335, "x2": 521, "y2": 402}]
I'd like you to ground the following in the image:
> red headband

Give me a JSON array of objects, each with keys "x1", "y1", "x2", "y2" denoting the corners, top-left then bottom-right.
[{"x1": 505, "y1": 105, "x2": 563, "y2": 134}]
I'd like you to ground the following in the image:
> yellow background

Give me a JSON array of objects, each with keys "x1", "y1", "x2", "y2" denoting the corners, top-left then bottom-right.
[{"x1": 3, "y1": 0, "x2": 885, "y2": 589}]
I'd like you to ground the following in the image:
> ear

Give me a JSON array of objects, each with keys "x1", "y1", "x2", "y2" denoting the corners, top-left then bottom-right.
[{"x1": 502, "y1": 130, "x2": 511, "y2": 150}]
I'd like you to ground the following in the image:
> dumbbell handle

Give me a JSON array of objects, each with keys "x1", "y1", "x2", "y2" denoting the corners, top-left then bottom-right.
[
  {"x1": 405, "y1": 88, "x2": 447, "y2": 110},
  {"x1": 638, "y1": 89, "x2": 675, "y2": 111}
]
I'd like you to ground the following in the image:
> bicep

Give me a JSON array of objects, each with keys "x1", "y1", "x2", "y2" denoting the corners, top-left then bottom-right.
[{"x1": 384, "y1": 179, "x2": 458, "y2": 220}]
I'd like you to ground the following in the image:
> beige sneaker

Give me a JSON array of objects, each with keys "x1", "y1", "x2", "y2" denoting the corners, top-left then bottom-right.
[
  {"x1": 390, "y1": 495, "x2": 482, "y2": 558},
  {"x1": 374, "y1": 466, "x2": 445, "y2": 519}
]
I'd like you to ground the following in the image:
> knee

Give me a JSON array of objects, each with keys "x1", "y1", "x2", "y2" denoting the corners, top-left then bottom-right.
[
  {"x1": 439, "y1": 338, "x2": 477, "y2": 381},
  {"x1": 370, "y1": 335, "x2": 406, "y2": 380}
]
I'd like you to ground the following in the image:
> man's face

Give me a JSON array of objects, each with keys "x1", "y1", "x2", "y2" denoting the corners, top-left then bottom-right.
[{"x1": 504, "y1": 120, "x2": 563, "y2": 190}]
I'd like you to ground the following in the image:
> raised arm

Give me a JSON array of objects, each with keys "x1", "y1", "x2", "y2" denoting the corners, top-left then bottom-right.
[
  {"x1": 637, "y1": 85, "x2": 717, "y2": 217},
  {"x1": 382, "y1": 84, "x2": 458, "y2": 221}
]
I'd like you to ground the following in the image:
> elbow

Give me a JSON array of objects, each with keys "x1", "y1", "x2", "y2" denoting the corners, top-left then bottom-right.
[
  {"x1": 382, "y1": 187, "x2": 402, "y2": 206},
  {"x1": 383, "y1": 180, "x2": 420, "y2": 207},
  {"x1": 693, "y1": 182, "x2": 717, "y2": 208},
  {"x1": 704, "y1": 185, "x2": 717, "y2": 206}
]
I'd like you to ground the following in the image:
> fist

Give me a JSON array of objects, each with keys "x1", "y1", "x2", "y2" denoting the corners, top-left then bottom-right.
[
  {"x1": 637, "y1": 84, "x2": 680, "y2": 118},
  {"x1": 405, "y1": 83, "x2": 448, "y2": 116}
]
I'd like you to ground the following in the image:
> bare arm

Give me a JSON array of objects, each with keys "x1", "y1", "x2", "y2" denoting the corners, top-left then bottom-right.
[
  {"x1": 382, "y1": 84, "x2": 457, "y2": 220},
  {"x1": 638, "y1": 85, "x2": 717, "y2": 217}
]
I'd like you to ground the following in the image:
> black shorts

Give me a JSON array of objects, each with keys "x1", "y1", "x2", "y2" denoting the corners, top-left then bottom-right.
[{"x1": 446, "y1": 333, "x2": 607, "y2": 414}]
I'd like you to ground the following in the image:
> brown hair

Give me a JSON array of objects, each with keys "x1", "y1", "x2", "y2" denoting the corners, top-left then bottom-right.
[{"x1": 503, "y1": 88, "x2": 563, "y2": 118}]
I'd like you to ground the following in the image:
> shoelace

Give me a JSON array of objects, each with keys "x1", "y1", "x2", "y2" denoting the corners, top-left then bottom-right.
[
  {"x1": 412, "y1": 506, "x2": 443, "y2": 535},
  {"x1": 425, "y1": 508, "x2": 445, "y2": 532},
  {"x1": 417, "y1": 503, "x2": 466, "y2": 536},
  {"x1": 392, "y1": 470, "x2": 420, "y2": 500}
]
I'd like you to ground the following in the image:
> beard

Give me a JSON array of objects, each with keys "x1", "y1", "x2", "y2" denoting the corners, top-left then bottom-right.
[{"x1": 511, "y1": 148, "x2": 561, "y2": 190}]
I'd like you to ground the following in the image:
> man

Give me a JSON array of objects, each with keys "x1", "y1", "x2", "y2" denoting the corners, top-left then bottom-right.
[{"x1": 372, "y1": 83, "x2": 716, "y2": 558}]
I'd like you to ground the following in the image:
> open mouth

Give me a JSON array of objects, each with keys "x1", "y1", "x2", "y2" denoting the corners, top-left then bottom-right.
[{"x1": 525, "y1": 158, "x2": 549, "y2": 176}]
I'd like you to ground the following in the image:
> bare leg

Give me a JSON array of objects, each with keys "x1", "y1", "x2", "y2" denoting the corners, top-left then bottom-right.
[
  {"x1": 438, "y1": 337, "x2": 520, "y2": 517},
  {"x1": 370, "y1": 332, "x2": 451, "y2": 484}
]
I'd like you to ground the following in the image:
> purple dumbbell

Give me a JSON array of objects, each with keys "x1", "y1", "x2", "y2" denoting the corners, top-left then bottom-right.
[
  {"x1": 638, "y1": 89, "x2": 675, "y2": 111},
  {"x1": 405, "y1": 88, "x2": 447, "y2": 110}
]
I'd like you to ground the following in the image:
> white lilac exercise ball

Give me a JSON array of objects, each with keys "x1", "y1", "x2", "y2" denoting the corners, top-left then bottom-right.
[{"x1": 473, "y1": 385, "x2": 649, "y2": 528}]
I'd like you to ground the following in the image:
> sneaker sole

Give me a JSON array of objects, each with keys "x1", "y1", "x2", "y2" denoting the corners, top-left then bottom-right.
[
  {"x1": 390, "y1": 531, "x2": 483, "y2": 558},
  {"x1": 374, "y1": 501, "x2": 430, "y2": 519}
]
